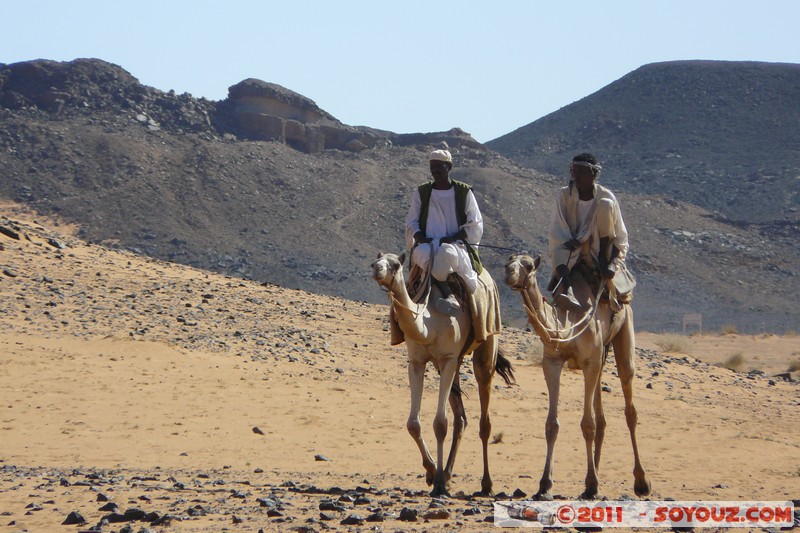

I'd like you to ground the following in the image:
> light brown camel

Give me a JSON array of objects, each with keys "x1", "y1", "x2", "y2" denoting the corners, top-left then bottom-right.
[
  {"x1": 371, "y1": 251, "x2": 514, "y2": 497},
  {"x1": 504, "y1": 254, "x2": 650, "y2": 500}
]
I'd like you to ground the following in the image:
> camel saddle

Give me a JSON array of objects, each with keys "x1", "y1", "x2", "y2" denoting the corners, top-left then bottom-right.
[
  {"x1": 390, "y1": 265, "x2": 502, "y2": 352},
  {"x1": 574, "y1": 259, "x2": 636, "y2": 307}
]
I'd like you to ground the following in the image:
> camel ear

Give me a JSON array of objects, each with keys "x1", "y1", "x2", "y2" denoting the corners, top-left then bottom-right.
[
  {"x1": 534, "y1": 255, "x2": 541, "y2": 270},
  {"x1": 524, "y1": 260, "x2": 534, "y2": 273},
  {"x1": 398, "y1": 252, "x2": 406, "y2": 265},
  {"x1": 376, "y1": 251, "x2": 383, "y2": 259}
]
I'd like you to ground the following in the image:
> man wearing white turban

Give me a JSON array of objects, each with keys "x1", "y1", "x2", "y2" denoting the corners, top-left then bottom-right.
[{"x1": 406, "y1": 149, "x2": 484, "y2": 316}]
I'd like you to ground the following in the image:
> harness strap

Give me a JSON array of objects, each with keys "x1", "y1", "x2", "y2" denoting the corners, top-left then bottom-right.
[{"x1": 515, "y1": 270, "x2": 606, "y2": 346}]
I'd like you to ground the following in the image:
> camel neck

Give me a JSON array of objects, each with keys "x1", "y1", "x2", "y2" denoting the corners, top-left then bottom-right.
[
  {"x1": 389, "y1": 275, "x2": 426, "y2": 344},
  {"x1": 523, "y1": 273, "x2": 554, "y2": 333}
]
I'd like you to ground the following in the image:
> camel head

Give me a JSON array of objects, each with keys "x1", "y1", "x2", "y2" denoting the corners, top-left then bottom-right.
[
  {"x1": 371, "y1": 251, "x2": 406, "y2": 288},
  {"x1": 504, "y1": 254, "x2": 541, "y2": 290}
]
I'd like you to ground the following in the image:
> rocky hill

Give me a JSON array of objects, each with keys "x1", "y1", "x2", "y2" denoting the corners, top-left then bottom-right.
[
  {"x1": 1, "y1": 58, "x2": 798, "y2": 332},
  {"x1": 487, "y1": 60, "x2": 800, "y2": 227}
]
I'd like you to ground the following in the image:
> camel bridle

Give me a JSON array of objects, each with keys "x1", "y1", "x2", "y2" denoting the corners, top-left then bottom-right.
[{"x1": 509, "y1": 259, "x2": 604, "y2": 346}]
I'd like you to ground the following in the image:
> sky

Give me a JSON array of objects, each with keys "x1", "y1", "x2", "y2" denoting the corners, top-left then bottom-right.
[{"x1": 3, "y1": 1, "x2": 799, "y2": 143}]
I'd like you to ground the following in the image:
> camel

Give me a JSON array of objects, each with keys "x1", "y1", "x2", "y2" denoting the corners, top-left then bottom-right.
[
  {"x1": 371, "y1": 251, "x2": 514, "y2": 497},
  {"x1": 503, "y1": 254, "x2": 650, "y2": 500}
]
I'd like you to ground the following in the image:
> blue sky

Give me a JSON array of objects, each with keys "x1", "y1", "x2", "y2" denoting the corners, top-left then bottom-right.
[{"x1": 3, "y1": 1, "x2": 798, "y2": 142}]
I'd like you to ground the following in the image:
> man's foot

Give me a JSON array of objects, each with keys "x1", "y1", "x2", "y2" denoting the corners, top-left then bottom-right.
[
  {"x1": 554, "y1": 287, "x2": 583, "y2": 312},
  {"x1": 435, "y1": 294, "x2": 461, "y2": 316}
]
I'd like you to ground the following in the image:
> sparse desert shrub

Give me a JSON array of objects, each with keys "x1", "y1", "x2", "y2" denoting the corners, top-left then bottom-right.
[
  {"x1": 720, "y1": 353, "x2": 745, "y2": 371},
  {"x1": 654, "y1": 334, "x2": 691, "y2": 354},
  {"x1": 720, "y1": 324, "x2": 738, "y2": 335},
  {"x1": 784, "y1": 329, "x2": 797, "y2": 337}
]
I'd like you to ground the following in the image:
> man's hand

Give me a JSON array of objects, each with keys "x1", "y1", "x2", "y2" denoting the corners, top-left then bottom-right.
[
  {"x1": 563, "y1": 239, "x2": 581, "y2": 251},
  {"x1": 440, "y1": 229, "x2": 467, "y2": 247},
  {"x1": 414, "y1": 231, "x2": 432, "y2": 245}
]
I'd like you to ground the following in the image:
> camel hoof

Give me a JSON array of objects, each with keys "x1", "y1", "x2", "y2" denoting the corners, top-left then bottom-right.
[
  {"x1": 634, "y1": 478, "x2": 651, "y2": 497},
  {"x1": 579, "y1": 489, "x2": 599, "y2": 500},
  {"x1": 425, "y1": 470, "x2": 434, "y2": 486},
  {"x1": 430, "y1": 486, "x2": 450, "y2": 498},
  {"x1": 533, "y1": 492, "x2": 553, "y2": 501}
]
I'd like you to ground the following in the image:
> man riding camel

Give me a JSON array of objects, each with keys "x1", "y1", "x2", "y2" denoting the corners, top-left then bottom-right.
[
  {"x1": 548, "y1": 152, "x2": 630, "y2": 311},
  {"x1": 405, "y1": 149, "x2": 484, "y2": 316}
]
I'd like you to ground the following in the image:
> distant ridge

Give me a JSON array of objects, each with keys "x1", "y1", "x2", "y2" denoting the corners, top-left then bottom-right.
[
  {"x1": 1, "y1": 58, "x2": 798, "y2": 332},
  {"x1": 487, "y1": 60, "x2": 800, "y2": 224},
  {"x1": 0, "y1": 58, "x2": 483, "y2": 152}
]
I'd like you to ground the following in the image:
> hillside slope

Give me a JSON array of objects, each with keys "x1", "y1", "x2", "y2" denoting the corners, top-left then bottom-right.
[
  {"x1": 1, "y1": 59, "x2": 798, "y2": 332},
  {"x1": 487, "y1": 61, "x2": 800, "y2": 225},
  {"x1": 0, "y1": 212, "x2": 797, "y2": 532}
]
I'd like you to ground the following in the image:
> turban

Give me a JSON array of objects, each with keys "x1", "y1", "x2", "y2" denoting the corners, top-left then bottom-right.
[
  {"x1": 571, "y1": 160, "x2": 602, "y2": 175},
  {"x1": 429, "y1": 149, "x2": 452, "y2": 163}
]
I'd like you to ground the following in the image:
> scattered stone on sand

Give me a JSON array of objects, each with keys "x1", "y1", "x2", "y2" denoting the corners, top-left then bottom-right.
[
  {"x1": 341, "y1": 513, "x2": 365, "y2": 525},
  {"x1": 423, "y1": 509, "x2": 451, "y2": 520},
  {"x1": 399, "y1": 507, "x2": 418, "y2": 522},
  {"x1": 62, "y1": 511, "x2": 86, "y2": 525}
]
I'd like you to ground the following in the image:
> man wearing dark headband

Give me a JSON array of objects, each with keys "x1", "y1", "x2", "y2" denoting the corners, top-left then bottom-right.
[{"x1": 547, "y1": 153, "x2": 629, "y2": 311}]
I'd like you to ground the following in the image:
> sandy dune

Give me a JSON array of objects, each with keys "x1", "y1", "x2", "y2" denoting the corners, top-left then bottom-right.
[{"x1": 1, "y1": 210, "x2": 798, "y2": 532}]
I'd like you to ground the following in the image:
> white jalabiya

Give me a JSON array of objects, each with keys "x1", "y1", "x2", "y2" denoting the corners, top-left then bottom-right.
[
  {"x1": 405, "y1": 186, "x2": 483, "y2": 292},
  {"x1": 549, "y1": 182, "x2": 629, "y2": 272}
]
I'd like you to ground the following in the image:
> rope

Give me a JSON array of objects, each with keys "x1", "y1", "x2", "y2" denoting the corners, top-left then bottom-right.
[
  {"x1": 514, "y1": 266, "x2": 606, "y2": 347},
  {"x1": 547, "y1": 289, "x2": 603, "y2": 344},
  {"x1": 469, "y1": 243, "x2": 527, "y2": 254},
  {"x1": 385, "y1": 243, "x2": 433, "y2": 319},
  {"x1": 387, "y1": 288, "x2": 425, "y2": 319}
]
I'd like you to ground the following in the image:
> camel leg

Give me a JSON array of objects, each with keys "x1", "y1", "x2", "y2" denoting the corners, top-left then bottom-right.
[
  {"x1": 537, "y1": 354, "x2": 563, "y2": 500},
  {"x1": 593, "y1": 354, "x2": 607, "y2": 471},
  {"x1": 473, "y1": 337, "x2": 498, "y2": 495},
  {"x1": 612, "y1": 309, "x2": 651, "y2": 497},
  {"x1": 443, "y1": 373, "x2": 467, "y2": 482},
  {"x1": 580, "y1": 351, "x2": 602, "y2": 500},
  {"x1": 431, "y1": 357, "x2": 459, "y2": 497},
  {"x1": 407, "y1": 359, "x2": 436, "y2": 485}
]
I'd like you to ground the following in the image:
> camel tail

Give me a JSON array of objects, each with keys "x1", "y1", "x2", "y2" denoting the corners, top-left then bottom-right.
[
  {"x1": 450, "y1": 378, "x2": 465, "y2": 399},
  {"x1": 495, "y1": 345, "x2": 516, "y2": 385}
]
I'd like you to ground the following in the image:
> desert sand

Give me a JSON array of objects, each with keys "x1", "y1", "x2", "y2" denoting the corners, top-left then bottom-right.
[{"x1": 1, "y1": 208, "x2": 798, "y2": 532}]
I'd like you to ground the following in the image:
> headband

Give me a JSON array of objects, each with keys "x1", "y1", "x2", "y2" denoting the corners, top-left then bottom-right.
[{"x1": 570, "y1": 160, "x2": 602, "y2": 174}]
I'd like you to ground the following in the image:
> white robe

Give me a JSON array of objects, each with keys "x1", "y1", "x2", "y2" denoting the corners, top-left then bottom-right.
[
  {"x1": 405, "y1": 186, "x2": 483, "y2": 292},
  {"x1": 549, "y1": 182, "x2": 629, "y2": 272}
]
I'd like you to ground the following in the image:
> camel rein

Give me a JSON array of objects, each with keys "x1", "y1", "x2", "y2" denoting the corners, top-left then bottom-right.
[
  {"x1": 385, "y1": 287, "x2": 425, "y2": 318},
  {"x1": 383, "y1": 243, "x2": 434, "y2": 319},
  {"x1": 515, "y1": 270, "x2": 604, "y2": 346}
]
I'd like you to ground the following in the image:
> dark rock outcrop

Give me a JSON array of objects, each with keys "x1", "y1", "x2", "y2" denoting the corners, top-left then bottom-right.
[{"x1": 0, "y1": 59, "x2": 483, "y2": 154}]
